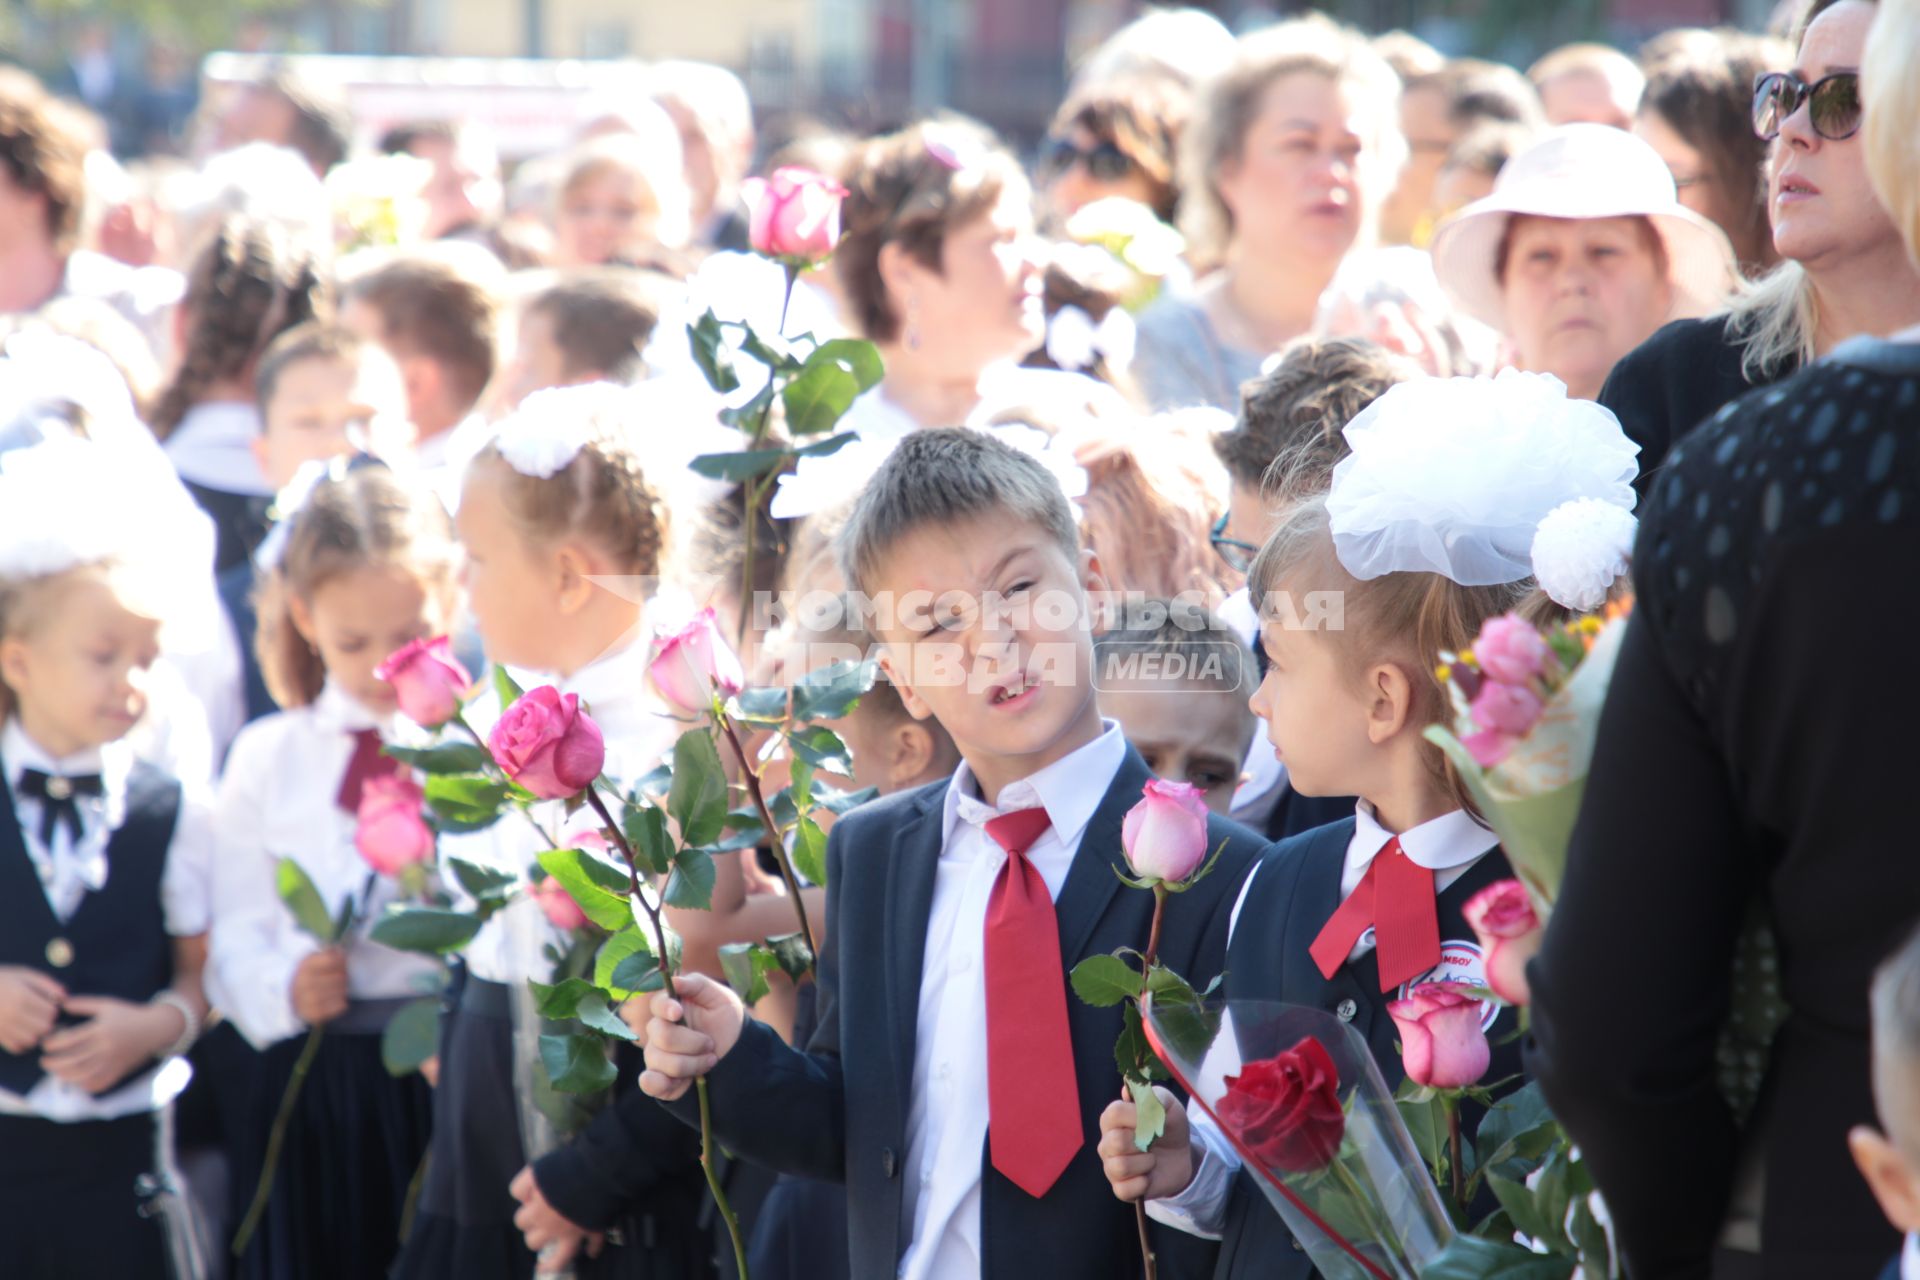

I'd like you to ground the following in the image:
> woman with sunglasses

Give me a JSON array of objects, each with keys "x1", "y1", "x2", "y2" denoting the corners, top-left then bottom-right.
[
  {"x1": 1595, "y1": 0, "x2": 1920, "y2": 490},
  {"x1": 1130, "y1": 16, "x2": 1406, "y2": 412},
  {"x1": 1039, "y1": 76, "x2": 1186, "y2": 229},
  {"x1": 1530, "y1": 1, "x2": 1920, "y2": 1274}
]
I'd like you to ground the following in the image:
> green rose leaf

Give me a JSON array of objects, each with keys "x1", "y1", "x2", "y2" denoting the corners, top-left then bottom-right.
[
  {"x1": 493, "y1": 665, "x2": 525, "y2": 710},
  {"x1": 719, "y1": 941, "x2": 777, "y2": 1006},
  {"x1": 664, "y1": 848, "x2": 717, "y2": 911},
  {"x1": 1420, "y1": 1235, "x2": 1573, "y2": 1280},
  {"x1": 1128, "y1": 1076, "x2": 1166, "y2": 1153},
  {"x1": 573, "y1": 991, "x2": 638, "y2": 1042},
  {"x1": 668, "y1": 732, "x2": 729, "y2": 848},
  {"x1": 622, "y1": 803, "x2": 675, "y2": 877},
  {"x1": 687, "y1": 310, "x2": 742, "y2": 394},
  {"x1": 276, "y1": 858, "x2": 334, "y2": 942},
  {"x1": 539, "y1": 1031, "x2": 618, "y2": 1094},
  {"x1": 379, "y1": 996, "x2": 442, "y2": 1077},
  {"x1": 816, "y1": 783, "x2": 879, "y2": 816},
  {"x1": 767, "y1": 931, "x2": 814, "y2": 980},
  {"x1": 536, "y1": 849, "x2": 634, "y2": 932},
  {"x1": 1474, "y1": 1082, "x2": 1561, "y2": 1182},
  {"x1": 529, "y1": 976, "x2": 602, "y2": 1020},
  {"x1": 594, "y1": 928, "x2": 652, "y2": 1000},
  {"x1": 383, "y1": 741, "x2": 491, "y2": 775},
  {"x1": 446, "y1": 856, "x2": 517, "y2": 902},
  {"x1": 368, "y1": 907, "x2": 483, "y2": 954},
  {"x1": 732, "y1": 686, "x2": 791, "y2": 724},
  {"x1": 789, "y1": 657, "x2": 877, "y2": 723},
  {"x1": 787, "y1": 725, "x2": 853, "y2": 776},
  {"x1": 791, "y1": 815, "x2": 829, "y2": 890},
  {"x1": 1070, "y1": 953, "x2": 1144, "y2": 1007},
  {"x1": 424, "y1": 774, "x2": 511, "y2": 833}
]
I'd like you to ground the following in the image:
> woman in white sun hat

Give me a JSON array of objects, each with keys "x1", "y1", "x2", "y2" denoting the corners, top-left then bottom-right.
[{"x1": 1430, "y1": 122, "x2": 1738, "y2": 401}]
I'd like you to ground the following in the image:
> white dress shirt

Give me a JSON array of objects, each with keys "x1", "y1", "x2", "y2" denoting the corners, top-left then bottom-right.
[
  {"x1": 1148, "y1": 801, "x2": 1499, "y2": 1240},
  {"x1": 1903, "y1": 1232, "x2": 1919, "y2": 1280},
  {"x1": 161, "y1": 401, "x2": 273, "y2": 497},
  {"x1": 896, "y1": 722, "x2": 1128, "y2": 1280},
  {"x1": 444, "y1": 630, "x2": 680, "y2": 984},
  {"x1": 0, "y1": 719, "x2": 211, "y2": 1122},
  {"x1": 206, "y1": 682, "x2": 448, "y2": 1049},
  {"x1": 418, "y1": 411, "x2": 497, "y2": 513}
]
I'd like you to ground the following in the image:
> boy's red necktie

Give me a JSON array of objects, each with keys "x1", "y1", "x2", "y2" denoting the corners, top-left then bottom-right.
[
  {"x1": 981, "y1": 806, "x2": 1082, "y2": 1198},
  {"x1": 1307, "y1": 836, "x2": 1442, "y2": 992}
]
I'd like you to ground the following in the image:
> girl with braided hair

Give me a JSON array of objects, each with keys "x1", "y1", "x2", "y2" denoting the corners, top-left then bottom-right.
[{"x1": 155, "y1": 216, "x2": 329, "y2": 575}]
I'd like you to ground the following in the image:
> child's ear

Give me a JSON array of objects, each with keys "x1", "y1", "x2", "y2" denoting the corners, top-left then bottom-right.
[
  {"x1": 875, "y1": 646, "x2": 933, "y2": 724},
  {"x1": 889, "y1": 719, "x2": 935, "y2": 787},
  {"x1": 1364, "y1": 662, "x2": 1415, "y2": 745},
  {"x1": 1850, "y1": 1125, "x2": 1920, "y2": 1233},
  {"x1": 553, "y1": 543, "x2": 597, "y2": 615},
  {"x1": 0, "y1": 636, "x2": 30, "y2": 696},
  {"x1": 287, "y1": 592, "x2": 319, "y2": 646}
]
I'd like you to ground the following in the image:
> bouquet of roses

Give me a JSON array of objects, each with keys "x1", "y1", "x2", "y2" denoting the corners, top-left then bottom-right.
[{"x1": 1424, "y1": 604, "x2": 1634, "y2": 915}]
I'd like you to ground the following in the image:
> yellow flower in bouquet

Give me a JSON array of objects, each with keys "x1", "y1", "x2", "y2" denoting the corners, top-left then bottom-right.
[
  {"x1": 1063, "y1": 196, "x2": 1186, "y2": 311},
  {"x1": 326, "y1": 152, "x2": 432, "y2": 255}
]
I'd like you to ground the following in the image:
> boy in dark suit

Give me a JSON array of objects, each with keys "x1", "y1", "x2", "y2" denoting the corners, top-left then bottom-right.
[{"x1": 636, "y1": 427, "x2": 1264, "y2": 1280}]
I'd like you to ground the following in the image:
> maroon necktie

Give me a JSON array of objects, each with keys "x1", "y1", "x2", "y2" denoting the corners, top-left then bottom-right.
[
  {"x1": 981, "y1": 806, "x2": 1083, "y2": 1199},
  {"x1": 1307, "y1": 837, "x2": 1442, "y2": 993},
  {"x1": 335, "y1": 729, "x2": 400, "y2": 813}
]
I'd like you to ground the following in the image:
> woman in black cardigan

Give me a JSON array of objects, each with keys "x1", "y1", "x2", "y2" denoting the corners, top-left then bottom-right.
[
  {"x1": 1598, "y1": 0, "x2": 1920, "y2": 496},
  {"x1": 1530, "y1": 4, "x2": 1920, "y2": 1275}
]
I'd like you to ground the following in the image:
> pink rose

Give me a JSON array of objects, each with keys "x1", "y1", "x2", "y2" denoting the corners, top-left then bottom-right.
[
  {"x1": 1470, "y1": 680, "x2": 1544, "y2": 736},
  {"x1": 486, "y1": 686, "x2": 606, "y2": 800},
  {"x1": 1462, "y1": 727, "x2": 1517, "y2": 768},
  {"x1": 1121, "y1": 779, "x2": 1211, "y2": 885},
  {"x1": 649, "y1": 608, "x2": 746, "y2": 716},
  {"x1": 375, "y1": 636, "x2": 473, "y2": 729},
  {"x1": 1464, "y1": 879, "x2": 1543, "y2": 1006},
  {"x1": 742, "y1": 167, "x2": 848, "y2": 263},
  {"x1": 354, "y1": 774, "x2": 435, "y2": 877},
  {"x1": 534, "y1": 875, "x2": 590, "y2": 932},
  {"x1": 1472, "y1": 614, "x2": 1552, "y2": 686},
  {"x1": 1387, "y1": 982, "x2": 1491, "y2": 1089}
]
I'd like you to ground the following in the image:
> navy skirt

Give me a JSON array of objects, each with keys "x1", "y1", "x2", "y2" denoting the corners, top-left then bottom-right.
[{"x1": 233, "y1": 1002, "x2": 432, "y2": 1280}]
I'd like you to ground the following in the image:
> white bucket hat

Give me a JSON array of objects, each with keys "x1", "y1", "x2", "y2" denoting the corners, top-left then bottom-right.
[{"x1": 1429, "y1": 123, "x2": 1738, "y2": 332}]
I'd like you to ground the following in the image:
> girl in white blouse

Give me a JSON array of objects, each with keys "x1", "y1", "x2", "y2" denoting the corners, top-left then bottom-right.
[{"x1": 208, "y1": 464, "x2": 460, "y2": 1279}]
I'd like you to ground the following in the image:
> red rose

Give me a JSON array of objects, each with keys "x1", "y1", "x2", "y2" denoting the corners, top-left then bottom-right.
[
  {"x1": 486, "y1": 686, "x2": 606, "y2": 800},
  {"x1": 1215, "y1": 1036, "x2": 1346, "y2": 1173}
]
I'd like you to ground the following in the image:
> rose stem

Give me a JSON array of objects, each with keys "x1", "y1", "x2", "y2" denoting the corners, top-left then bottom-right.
[
  {"x1": 1446, "y1": 1096, "x2": 1465, "y2": 1208},
  {"x1": 583, "y1": 783, "x2": 751, "y2": 1278},
  {"x1": 1127, "y1": 884, "x2": 1171, "y2": 1280},
  {"x1": 716, "y1": 709, "x2": 817, "y2": 957},
  {"x1": 734, "y1": 265, "x2": 801, "y2": 647}
]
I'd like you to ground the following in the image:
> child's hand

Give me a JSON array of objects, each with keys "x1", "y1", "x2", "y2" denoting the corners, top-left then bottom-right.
[
  {"x1": 291, "y1": 949, "x2": 350, "y2": 1025},
  {"x1": 508, "y1": 1166, "x2": 603, "y2": 1273},
  {"x1": 1098, "y1": 1087, "x2": 1196, "y2": 1203},
  {"x1": 0, "y1": 966, "x2": 64, "y2": 1054},
  {"x1": 41, "y1": 996, "x2": 178, "y2": 1093},
  {"x1": 637, "y1": 974, "x2": 745, "y2": 1102}
]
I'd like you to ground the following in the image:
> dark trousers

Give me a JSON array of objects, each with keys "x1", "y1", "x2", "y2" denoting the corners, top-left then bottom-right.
[{"x1": 0, "y1": 1109, "x2": 177, "y2": 1278}]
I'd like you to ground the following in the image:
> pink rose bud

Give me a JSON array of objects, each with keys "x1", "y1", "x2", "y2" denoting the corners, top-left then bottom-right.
[
  {"x1": 534, "y1": 875, "x2": 590, "y2": 932},
  {"x1": 1464, "y1": 880, "x2": 1543, "y2": 1006},
  {"x1": 375, "y1": 636, "x2": 473, "y2": 729},
  {"x1": 354, "y1": 774, "x2": 435, "y2": 877},
  {"x1": 649, "y1": 608, "x2": 747, "y2": 716},
  {"x1": 742, "y1": 167, "x2": 848, "y2": 263},
  {"x1": 486, "y1": 686, "x2": 607, "y2": 801},
  {"x1": 1470, "y1": 680, "x2": 1544, "y2": 736},
  {"x1": 1471, "y1": 614, "x2": 1552, "y2": 686},
  {"x1": 1387, "y1": 981, "x2": 1492, "y2": 1089},
  {"x1": 1462, "y1": 727, "x2": 1518, "y2": 768},
  {"x1": 1121, "y1": 779, "x2": 1212, "y2": 885}
]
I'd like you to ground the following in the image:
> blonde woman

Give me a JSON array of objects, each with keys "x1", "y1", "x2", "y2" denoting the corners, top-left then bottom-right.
[{"x1": 1131, "y1": 16, "x2": 1404, "y2": 411}]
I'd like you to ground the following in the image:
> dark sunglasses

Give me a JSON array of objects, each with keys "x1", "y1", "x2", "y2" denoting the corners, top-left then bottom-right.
[
  {"x1": 1040, "y1": 136, "x2": 1136, "y2": 182},
  {"x1": 1210, "y1": 513, "x2": 1260, "y2": 575},
  {"x1": 1752, "y1": 71, "x2": 1861, "y2": 142}
]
